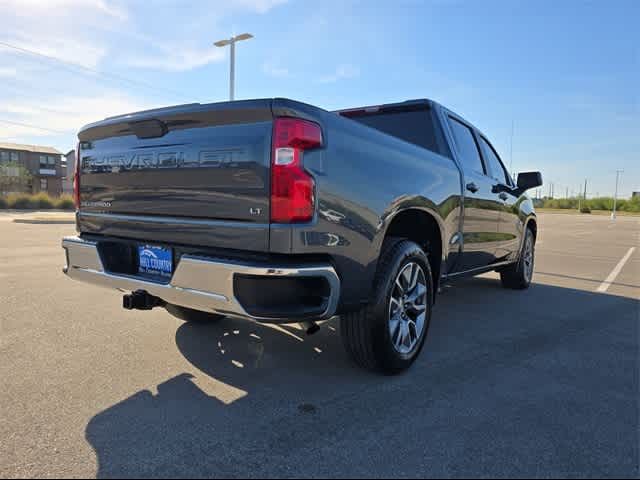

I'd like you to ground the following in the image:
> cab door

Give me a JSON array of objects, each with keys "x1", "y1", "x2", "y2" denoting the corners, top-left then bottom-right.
[
  {"x1": 444, "y1": 114, "x2": 503, "y2": 272},
  {"x1": 477, "y1": 135, "x2": 521, "y2": 261}
]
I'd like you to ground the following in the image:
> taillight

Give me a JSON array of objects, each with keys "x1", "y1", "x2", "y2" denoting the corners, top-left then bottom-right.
[
  {"x1": 271, "y1": 118, "x2": 322, "y2": 223},
  {"x1": 73, "y1": 142, "x2": 80, "y2": 210}
]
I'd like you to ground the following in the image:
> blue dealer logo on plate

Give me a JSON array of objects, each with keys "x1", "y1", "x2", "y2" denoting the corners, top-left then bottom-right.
[{"x1": 138, "y1": 245, "x2": 172, "y2": 278}]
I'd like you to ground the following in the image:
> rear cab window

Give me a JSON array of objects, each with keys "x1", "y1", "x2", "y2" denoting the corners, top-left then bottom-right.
[{"x1": 341, "y1": 106, "x2": 451, "y2": 158}]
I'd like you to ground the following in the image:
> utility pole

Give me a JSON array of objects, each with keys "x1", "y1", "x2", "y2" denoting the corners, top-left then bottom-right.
[
  {"x1": 579, "y1": 179, "x2": 587, "y2": 212},
  {"x1": 612, "y1": 169, "x2": 624, "y2": 220},
  {"x1": 214, "y1": 33, "x2": 254, "y2": 101},
  {"x1": 509, "y1": 119, "x2": 514, "y2": 176},
  {"x1": 578, "y1": 180, "x2": 587, "y2": 212}
]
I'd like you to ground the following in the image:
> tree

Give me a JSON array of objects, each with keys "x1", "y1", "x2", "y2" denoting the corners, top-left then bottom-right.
[{"x1": 0, "y1": 162, "x2": 33, "y2": 195}]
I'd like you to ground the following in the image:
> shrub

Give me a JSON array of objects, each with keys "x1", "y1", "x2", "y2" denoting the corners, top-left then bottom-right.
[
  {"x1": 55, "y1": 194, "x2": 75, "y2": 210},
  {"x1": 3, "y1": 192, "x2": 71, "y2": 209},
  {"x1": 588, "y1": 197, "x2": 612, "y2": 211},
  {"x1": 7, "y1": 193, "x2": 38, "y2": 209},
  {"x1": 555, "y1": 198, "x2": 578, "y2": 209},
  {"x1": 32, "y1": 192, "x2": 55, "y2": 209},
  {"x1": 622, "y1": 196, "x2": 640, "y2": 213}
]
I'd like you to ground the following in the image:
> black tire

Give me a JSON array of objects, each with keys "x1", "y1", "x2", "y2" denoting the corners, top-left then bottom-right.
[
  {"x1": 500, "y1": 228, "x2": 535, "y2": 290},
  {"x1": 340, "y1": 240, "x2": 434, "y2": 374},
  {"x1": 164, "y1": 304, "x2": 225, "y2": 323}
]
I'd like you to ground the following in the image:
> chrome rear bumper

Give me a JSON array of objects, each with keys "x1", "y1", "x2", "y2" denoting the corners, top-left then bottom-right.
[{"x1": 62, "y1": 236, "x2": 340, "y2": 322}]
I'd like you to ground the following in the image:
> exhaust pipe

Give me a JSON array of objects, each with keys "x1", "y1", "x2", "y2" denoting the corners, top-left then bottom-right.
[
  {"x1": 123, "y1": 290, "x2": 164, "y2": 310},
  {"x1": 301, "y1": 321, "x2": 320, "y2": 336}
]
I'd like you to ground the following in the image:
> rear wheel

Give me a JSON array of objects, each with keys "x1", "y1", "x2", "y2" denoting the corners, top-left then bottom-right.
[
  {"x1": 340, "y1": 240, "x2": 433, "y2": 374},
  {"x1": 165, "y1": 304, "x2": 225, "y2": 323},
  {"x1": 500, "y1": 228, "x2": 535, "y2": 289}
]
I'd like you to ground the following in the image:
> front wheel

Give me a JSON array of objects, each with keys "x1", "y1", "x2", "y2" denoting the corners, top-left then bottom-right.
[
  {"x1": 340, "y1": 240, "x2": 433, "y2": 374},
  {"x1": 500, "y1": 228, "x2": 535, "y2": 289}
]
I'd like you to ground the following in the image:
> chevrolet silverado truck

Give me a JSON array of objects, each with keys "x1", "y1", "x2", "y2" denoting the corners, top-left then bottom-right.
[{"x1": 62, "y1": 98, "x2": 542, "y2": 373}]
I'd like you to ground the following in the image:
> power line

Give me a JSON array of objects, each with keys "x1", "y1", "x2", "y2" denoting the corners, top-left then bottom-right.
[
  {"x1": 1, "y1": 75, "x2": 92, "y2": 102},
  {"x1": 0, "y1": 86, "x2": 80, "y2": 117},
  {"x1": 0, "y1": 118, "x2": 69, "y2": 135},
  {"x1": 0, "y1": 40, "x2": 191, "y2": 101},
  {"x1": 0, "y1": 82, "x2": 100, "y2": 136},
  {"x1": 0, "y1": 40, "x2": 189, "y2": 100}
]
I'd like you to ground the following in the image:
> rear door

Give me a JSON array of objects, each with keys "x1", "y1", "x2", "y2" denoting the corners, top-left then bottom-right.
[{"x1": 445, "y1": 114, "x2": 502, "y2": 272}]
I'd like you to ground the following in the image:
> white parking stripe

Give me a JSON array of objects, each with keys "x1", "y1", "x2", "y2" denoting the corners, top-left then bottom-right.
[{"x1": 597, "y1": 247, "x2": 636, "y2": 293}]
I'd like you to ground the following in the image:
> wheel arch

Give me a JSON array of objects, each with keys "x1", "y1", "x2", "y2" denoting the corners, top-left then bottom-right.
[
  {"x1": 372, "y1": 207, "x2": 446, "y2": 293},
  {"x1": 525, "y1": 215, "x2": 538, "y2": 239},
  {"x1": 516, "y1": 214, "x2": 538, "y2": 261}
]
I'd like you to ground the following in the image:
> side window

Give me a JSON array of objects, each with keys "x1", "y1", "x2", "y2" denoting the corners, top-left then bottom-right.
[
  {"x1": 479, "y1": 136, "x2": 510, "y2": 185},
  {"x1": 447, "y1": 117, "x2": 485, "y2": 175}
]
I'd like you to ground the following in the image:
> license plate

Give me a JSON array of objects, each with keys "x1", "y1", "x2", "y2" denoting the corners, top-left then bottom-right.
[{"x1": 138, "y1": 244, "x2": 173, "y2": 279}]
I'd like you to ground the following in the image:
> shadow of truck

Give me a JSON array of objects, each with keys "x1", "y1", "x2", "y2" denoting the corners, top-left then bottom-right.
[{"x1": 86, "y1": 278, "x2": 639, "y2": 478}]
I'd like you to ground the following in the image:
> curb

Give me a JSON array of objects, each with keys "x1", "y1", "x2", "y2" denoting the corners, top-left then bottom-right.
[
  {"x1": 537, "y1": 210, "x2": 640, "y2": 217},
  {"x1": 13, "y1": 219, "x2": 76, "y2": 225}
]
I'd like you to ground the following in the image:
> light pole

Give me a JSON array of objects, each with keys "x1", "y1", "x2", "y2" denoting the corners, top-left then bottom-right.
[
  {"x1": 214, "y1": 33, "x2": 253, "y2": 101},
  {"x1": 612, "y1": 169, "x2": 624, "y2": 220}
]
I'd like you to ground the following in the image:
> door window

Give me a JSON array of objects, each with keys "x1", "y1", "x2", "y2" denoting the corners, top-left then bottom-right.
[
  {"x1": 447, "y1": 117, "x2": 485, "y2": 175},
  {"x1": 479, "y1": 136, "x2": 511, "y2": 185}
]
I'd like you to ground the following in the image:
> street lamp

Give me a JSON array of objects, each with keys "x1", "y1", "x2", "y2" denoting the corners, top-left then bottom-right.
[
  {"x1": 612, "y1": 169, "x2": 624, "y2": 220},
  {"x1": 214, "y1": 33, "x2": 253, "y2": 101}
]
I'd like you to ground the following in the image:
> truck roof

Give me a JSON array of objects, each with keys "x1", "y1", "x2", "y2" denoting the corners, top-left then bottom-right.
[{"x1": 334, "y1": 99, "x2": 438, "y2": 116}]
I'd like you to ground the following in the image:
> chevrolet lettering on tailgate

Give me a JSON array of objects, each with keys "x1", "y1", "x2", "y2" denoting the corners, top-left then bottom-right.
[{"x1": 82, "y1": 148, "x2": 248, "y2": 174}]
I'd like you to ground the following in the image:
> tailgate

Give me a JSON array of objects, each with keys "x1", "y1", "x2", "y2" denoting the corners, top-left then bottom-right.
[{"x1": 77, "y1": 100, "x2": 273, "y2": 251}]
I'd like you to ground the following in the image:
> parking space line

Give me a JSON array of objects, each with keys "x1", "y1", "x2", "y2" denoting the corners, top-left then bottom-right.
[{"x1": 597, "y1": 247, "x2": 636, "y2": 293}]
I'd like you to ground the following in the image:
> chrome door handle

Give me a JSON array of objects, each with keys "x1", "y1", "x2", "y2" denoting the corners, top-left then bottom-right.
[{"x1": 466, "y1": 182, "x2": 479, "y2": 193}]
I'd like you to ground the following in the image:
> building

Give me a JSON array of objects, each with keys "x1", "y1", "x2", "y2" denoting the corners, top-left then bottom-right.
[
  {"x1": 62, "y1": 149, "x2": 75, "y2": 194},
  {"x1": 0, "y1": 142, "x2": 64, "y2": 196}
]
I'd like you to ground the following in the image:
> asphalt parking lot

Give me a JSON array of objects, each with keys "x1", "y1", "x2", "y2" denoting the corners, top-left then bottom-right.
[{"x1": 1, "y1": 212, "x2": 638, "y2": 478}]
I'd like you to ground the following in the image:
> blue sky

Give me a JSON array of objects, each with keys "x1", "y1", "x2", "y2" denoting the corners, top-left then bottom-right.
[{"x1": 0, "y1": 0, "x2": 637, "y2": 197}]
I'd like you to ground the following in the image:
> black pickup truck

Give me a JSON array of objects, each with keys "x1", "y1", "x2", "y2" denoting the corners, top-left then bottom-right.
[{"x1": 62, "y1": 98, "x2": 542, "y2": 373}]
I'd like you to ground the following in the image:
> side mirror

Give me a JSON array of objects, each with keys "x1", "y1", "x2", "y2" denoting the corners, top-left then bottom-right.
[{"x1": 516, "y1": 171, "x2": 543, "y2": 192}]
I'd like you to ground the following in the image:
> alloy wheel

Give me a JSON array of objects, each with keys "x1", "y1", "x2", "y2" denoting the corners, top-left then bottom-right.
[
  {"x1": 388, "y1": 262, "x2": 428, "y2": 355},
  {"x1": 523, "y1": 235, "x2": 534, "y2": 282}
]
